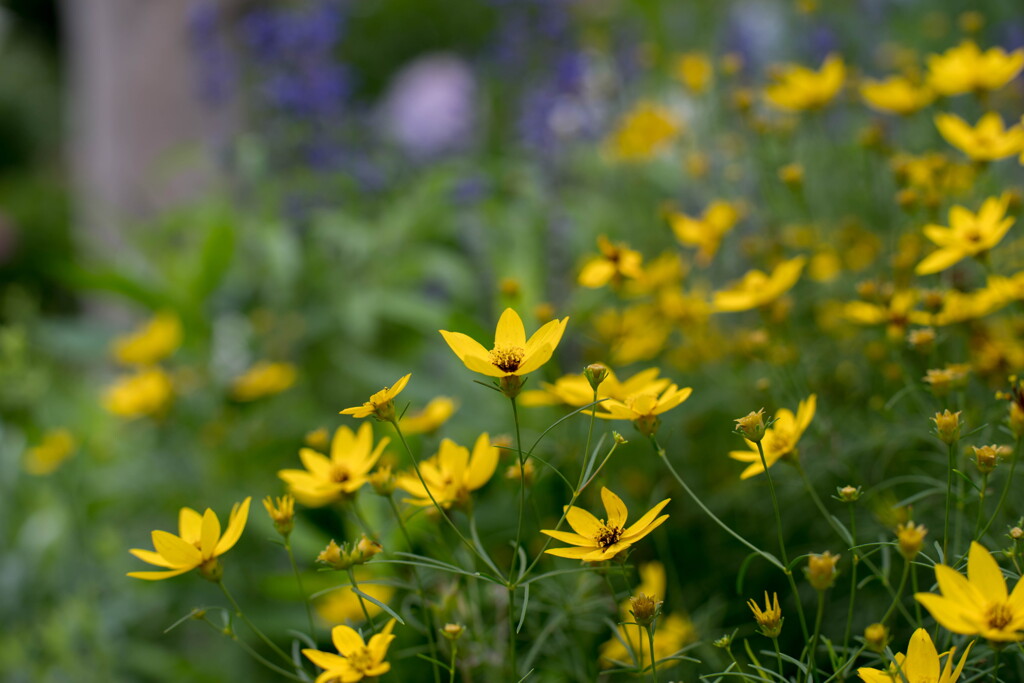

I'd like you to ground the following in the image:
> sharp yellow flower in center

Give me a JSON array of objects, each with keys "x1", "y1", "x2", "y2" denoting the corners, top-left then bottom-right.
[
  {"x1": 915, "y1": 541, "x2": 1024, "y2": 642},
  {"x1": 340, "y1": 374, "x2": 411, "y2": 421},
  {"x1": 857, "y1": 628, "x2": 972, "y2": 683},
  {"x1": 440, "y1": 308, "x2": 568, "y2": 379},
  {"x1": 541, "y1": 487, "x2": 670, "y2": 562},
  {"x1": 395, "y1": 433, "x2": 500, "y2": 509},
  {"x1": 729, "y1": 395, "x2": 816, "y2": 479},
  {"x1": 127, "y1": 497, "x2": 251, "y2": 581},
  {"x1": 303, "y1": 618, "x2": 396, "y2": 683}
]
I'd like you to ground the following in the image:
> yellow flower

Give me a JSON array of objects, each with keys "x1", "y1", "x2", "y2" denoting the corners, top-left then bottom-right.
[
  {"x1": 668, "y1": 200, "x2": 742, "y2": 266},
  {"x1": 103, "y1": 367, "x2": 174, "y2": 419},
  {"x1": 857, "y1": 627, "x2": 973, "y2": 683},
  {"x1": 606, "y1": 101, "x2": 680, "y2": 162},
  {"x1": 127, "y1": 497, "x2": 251, "y2": 581},
  {"x1": 439, "y1": 308, "x2": 568, "y2": 379},
  {"x1": 578, "y1": 235, "x2": 645, "y2": 288},
  {"x1": 729, "y1": 395, "x2": 816, "y2": 479},
  {"x1": 595, "y1": 384, "x2": 693, "y2": 437},
  {"x1": 844, "y1": 290, "x2": 934, "y2": 340},
  {"x1": 860, "y1": 76, "x2": 934, "y2": 115},
  {"x1": 340, "y1": 374, "x2": 411, "y2": 421},
  {"x1": 764, "y1": 54, "x2": 845, "y2": 111},
  {"x1": 519, "y1": 367, "x2": 671, "y2": 409},
  {"x1": 395, "y1": 433, "x2": 499, "y2": 509},
  {"x1": 112, "y1": 311, "x2": 183, "y2": 366},
  {"x1": 303, "y1": 619, "x2": 396, "y2": 683},
  {"x1": 896, "y1": 521, "x2": 927, "y2": 560},
  {"x1": 926, "y1": 40, "x2": 1024, "y2": 97},
  {"x1": 915, "y1": 194, "x2": 1015, "y2": 275},
  {"x1": 231, "y1": 361, "x2": 297, "y2": 401},
  {"x1": 806, "y1": 551, "x2": 840, "y2": 591},
  {"x1": 541, "y1": 487, "x2": 670, "y2": 562},
  {"x1": 263, "y1": 494, "x2": 295, "y2": 536},
  {"x1": 712, "y1": 256, "x2": 806, "y2": 312},
  {"x1": 23, "y1": 428, "x2": 76, "y2": 476},
  {"x1": 675, "y1": 52, "x2": 713, "y2": 94},
  {"x1": 278, "y1": 423, "x2": 389, "y2": 506},
  {"x1": 915, "y1": 541, "x2": 1024, "y2": 641},
  {"x1": 748, "y1": 592, "x2": 783, "y2": 637},
  {"x1": 935, "y1": 112, "x2": 1024, "y2": 161},
  {"x1": 315, "y1": 570, "x2": 395, "y2": 626},
  {"x1": 398, "y1": 396, "x2": 458, "y2": 435}
]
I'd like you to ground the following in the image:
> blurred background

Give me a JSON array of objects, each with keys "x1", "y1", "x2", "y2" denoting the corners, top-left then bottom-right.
[{"x1": 2, "y1": 0, "x2": 1023, "y2": 681}]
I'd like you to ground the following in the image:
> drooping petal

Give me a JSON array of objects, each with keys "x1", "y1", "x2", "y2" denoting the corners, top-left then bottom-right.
[
  {"x1": 904, "y1": 628, "x2": 940, "y2": 681},
  {"x1": 200, "y1": 508, "x2": 221, "y2": 559},
  {"x1": 439, "y1": 330, "x2": 491, "y2": 365},
  {"x1": 565, "y1": 506, "x2": 603, "y2": 538},
  {"x1": 465, "y1": 433, "x2": 499, "y2": 492},
  {"x1": 214, "y1": 497, "x2": 251, "y2": 557},
  {"x1": 129, "y1": 548, "x2": 177, "y2": 568},
  {"x1": 331, "y1": 624, "x2": 367, "y2": 656},
  {"x1": 494, "y1": 308, "x2": 527, "y2": 347},
  {"x1": 152, "y1": 530, "x2": 202, "y2": 568},
  {"x1": 601, "y1": 488, "x2": 629, "y2": 528},
  {"x1": 856, "y1": 667, "x2": 895, "y2": 683},
  {"x1": 126, "y1": 567, "x2": 195, "y2": 580},
  {"x1": 545, "y1": 545, "x2": 597, "y2": 559},
  {"x1": 540, "y1": 529, "x2": 595, "y2": 546}
]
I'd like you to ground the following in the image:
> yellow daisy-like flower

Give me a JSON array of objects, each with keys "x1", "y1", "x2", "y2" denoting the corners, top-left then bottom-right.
[
  {"x1": 519, "y1": 367, "x2": 671, "y2": 409},
  {"x1": 926, "y1": 40, "x2": 1024, "y2": 97},
  {"x1": 858, "y1": 628, "x2": 972, "y2": 683},
  {"x1": 278, "y1": 423, "x2": 389, "y2": 506},
  {"x1": 398, "y1": 396, "x2": 458, "y2": 435},
  {"x1": 231, "y1": 361, "x2": 297, "y2": 402},
  {"x1": 439, "y1": 308, "x2": 568, "y2": 380},
  {"x1": 395, "y1": 433, "x2": 499, "y2": 509},
  {"x1": 748, "y1": 592, "x2": 783, "y2": 637},
  {"x1": 340, "y1": 374, "x2": 411, "y2": 421},
  {"x1": 578, "y1": 235, "x2": 645, "y2": 289},
  {"x1": 127, "y1": 497, "x2": 251, "y2": 581},
  {"x1": 860, "y1": 76, "x2": 934, "y2": 115},
  {"x1": 23, "y1": 428, "x2": 76, "y2": 476},
  {"x1": 595, "y1": 384, "x2": 693, "y2": 436},
  {"x1": 675, "y1": 52, "x2": 713, "y2": 94},
  {"x1": 303, "y1": 619, "x2": 396, "y2": 683},
  {"x1": 103, "y1": 367, "x2": 174, "y2": 419},
  {"x1": 915, "y1": 541, "x2": 1024, "y2": 642},
  {"x1": 764, "y1": 54, "x2": 845, "y2": 111},
  {"x1": 112, "y1": 311, "x2": 183, "y2": 366},
  {"x1": 605, "y1": 101, "x2": 681, "y2": 162},
  {"x1": 541, "y1": 487, "x2": 670, "y2": 562},
  {"x1": 712, "y1": 256, "x2": 806, "y2": 313},
  {"x1": 668, "y1": 200, "x2": 743, "y2": 266},
  {"x1": 729, "y1": 395, "x2": 816, "y2": 479},
  {"x1": 915, "y1": 194, "x2": 1014, "y2": 275},
  {"x1": 935, "y1": 112, "x2": 1024, "y2": 162}
]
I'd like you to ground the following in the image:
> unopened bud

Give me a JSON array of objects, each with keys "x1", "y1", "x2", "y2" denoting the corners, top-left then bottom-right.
[
  {"x1": 971, "y1": 445, "x2": 1000, "y2": 474},
  {"x1": 837, "y1": 485, "x2": 861, "y2": 503},
  {"x1": 442, "y1": 623, "x2": 464, "y2": 641},
  {"x1": 584, "y1": 363, "x2": 610, "y2": 391},
  {"x1": 806, "y1": 552, "x2": 840, "y2": 591},
  {"x1": 630, "y1": 593, "x2": 661, "y2": 626},
  {"x1": 932, "y1": 410, "x2": 961, "y2": 444},
  {"x1": 734, "y1": 409, "x2": 767, "y2": 442},
  {"x1": 864, "y1": 623, "x2": 889, "y2": 652},
  {"x1": 896, "y1": 521, "x2": 927, "y2": 560}
]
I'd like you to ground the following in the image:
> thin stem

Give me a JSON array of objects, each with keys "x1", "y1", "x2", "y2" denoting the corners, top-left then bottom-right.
[
  {"x1": 771, "y1": 637, "x2": 784, "y2": 679},
  {"x1": 979, "y1": 437, "x2": 1021, "y2": 538},
  {"x1": 508, "y1": 396, "x2": 525, "y2": 681},
  {"x1": 200, "y1": 616, "x2": 305, "y2": 682},
  {"x1": 284, "y1": 539, "x2": 316, "y2": 638},
  {"x1": 218, "y1": 580, "x2": 294, "y2": 666},
  {"x1": 944, "y1": 441, "x2": 956, "y2": 561},
  {"x1": 449, "y1": 641, "x2": 458, "y2": 683},
  {"x1": 646, "y1": 623, "x2": 658, "y2": 683},
  {"x1": 974, "y1": 471, "x2": 990, "y2": 542},
  {"x1": 881, "y1": 559, "x2": 910, "y2": 625},
  {"x1": 346, "y1": 567, "x2": 377, "y2": 631},
  {"x1": 910, "y1": 562, "x2": 922, "y2": 627},
  {"x1": 347, "y1": 498, "x2": 375, "y2": 537},
  {"x1": 842, "y1": 506, "x2": 858, "y2": 662},
  {"x1": 507, "y1": 587, "x2": 517, "y2": 680},
  {"x1": 649, "y1": 437, "x2": 784, "y2": 571},
  {"x1": 803, "y1": 590, "x2": 826, "y2": 683},
  {"x1": 992, "y1": 645, "x2": 1001, "y2": 683}
]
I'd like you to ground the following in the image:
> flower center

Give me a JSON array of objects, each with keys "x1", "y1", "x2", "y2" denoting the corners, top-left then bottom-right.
[
  {"x1": 489, "y1": 345, "x2": 525, "y2": 373},
  {"x1": 347, "y1": 647, "x2": 376, "y2": 673},
  {"x1": 330, "y1": 466, "x2": 351, "y2": 484},
  {"x1": 987, "y1": 602, "x2": 1012, "y2": 630},
  {"x1": 595, "y1": 523, "x2": 624, "y2": 550}
]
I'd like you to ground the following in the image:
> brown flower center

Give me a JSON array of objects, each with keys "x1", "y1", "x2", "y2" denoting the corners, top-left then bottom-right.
[
  {"x1": 347, "y1": 647, "x2": 375, "y2": 673},
  {"x1": 595, "y1": 523, "x2": 624, "y2": 550},
  {"x1": 987, "y1": 602, "x2": 1012, "y2": 630},
  {"x1": 489, "y1": 345, "x2": 525, "y2": 373},
  {"x1": 331, "y1": 467, "x2": 351, "y2": 484}
]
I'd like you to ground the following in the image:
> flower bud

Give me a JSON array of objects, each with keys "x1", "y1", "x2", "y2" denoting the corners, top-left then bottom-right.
[
  {"x1": 713, "y1": 632, "x2": 735, "y2": 649},
  {"x1": 441, "y1": 623, "x2": 464, "y2": 641},
  {"x1": 805, "y1": 551, "x2": 840, "y2": 591},
  {"x1": 584, "y1": 363, "x2": 610, "y2": 391},
  {"x1": 747, "y1": 591, "x2": 783, "y2": 638},
  {"x1": 304, "y1": 427, "x2": 330, "y2": 451},
  {"x1": 199, "y1": 557, "x2": 223, "y2": 582},
  {"x1": 906, "y1": 328, "x2": 935, "y2": 354},
  {"x1": 863, "y1": 623, "x2": 889, "y2": 653},
  {"x1": 613, "y1": 431, "x2": 628, "y2": 445},
  {"x1": 1010, "y1": 526, "x2": 1023, "y2": 541},
  {"x1": 354, "y1": 536, "x2": 383, "y2": 564},
  {"x1": 896, "y1": 521, "x2": 927, "y2": 560},
  {"x1": 734, "y1": 409, "x2": 767, "y2": 442},
  {"x1": 778, "y1": 163, "x2": 804, "y2": 189},
  {"x1": 837, "y1": 485, "x2": 861, "y2": 503},
  {"x1": 369, "y1": 465, "x2": 396, "y2": 496},
  {"x1": 630, "y1": 593, "x2": 661, "y2": 627},
  {"x1": 971, "y1": 445, "x2": 1000, "y2": 474},
  {"x1": 317, "y1": 540, "x2": 347, "y2": 570},
  {"x1": 932, "y1": 410, "x2": 961, "y2": 444}
]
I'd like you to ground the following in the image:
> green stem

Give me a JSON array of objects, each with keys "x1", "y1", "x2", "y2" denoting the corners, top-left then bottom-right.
[
  {"x1": 992, "y1": 645, "x2": 1001, "y2": 683},
  {"x1": 507, "y1": 587, "x2": 517, "y2": 680},
  {"x1": 842, "y1": 506, "x2": 858, "y2": 662},
  {"x1": 979, "y1": 437, "x2": 1021, "y2": 538},
  {"x1": 346, "y1": 567, "x2": 377, "y2": 631},
  {"x1": 880, "y1": 559, "x2": 910, "y2": 625},
  {"x1": 449, "y1": 641, "x2": 458, "y2": 683},
  {"x1": 218, "y1": 580, "x2": 294, "y2": 666},
  {"x1": 771, "y1": 636, "x2": 784, "y2": 679},
  {"x1": 200, "y1": 616, "x2": 305, "y2": 681},
  {"x1": 649, "y1": 437, "x2": 784, "y2": 571},
  {"x1": 284, "y1": 539, "x2": 316, "y2": 638},
  {"x1": 509, "y1": 396, "x2": 527, "y2": 582},
  {"x1": 803, "y1": 590, "x2": 826, "y2": 683},
  {"x1": 944, "y1": 440, "x2": 956, "y2": 561},
  {"x1": 646, "y1": 623, "x2": 658, "y2": 683},
  {"x1": 755, "y1": 440, "x2": 809, "y2": 640},
  {"x1": 910, "y1": 562, "x2": 922, "y2": 627},
  {"x1": 974, "y1": 471, "x2": 990, "y2": 542}
]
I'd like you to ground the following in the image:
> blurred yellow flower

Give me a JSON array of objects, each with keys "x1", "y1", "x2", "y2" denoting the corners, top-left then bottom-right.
[
  {"x1": 764, "y1": 54, "x2": 845, "y2": 111},
  {"x1": 398, "y1": 396, "x2": 458, "y2": 435},
  {"x1": 595, "y1": 383, "x2": 693, "y2": 437},
  {"x1": 860, "y1": 75, "x2": 934, "y2": 115},
  {"x1": 315, "y1": 570, "x2": 395, "y2": 625},
  {"x1": 926, "y1": 40, "x2": 1024, "y2": 96},
  {"x1": 263, "y1": 494, "x2": 295, "y2": 536},
  {"x1": 103, "y1": 367, "x2": 174, "y2": 419},
  {"x1": 128, "y1": 497, "x2": 251, "y2": 581},
  {"x1": 675, "y1": 52, "x2": 713, "y2": 94},
  {"x1": 748, "y1": 591, "x2": 783, "y2": 637},
  {"x1": 340, "y1": 374, "x2": 411, "y2": 421},
  {"x1": 23, "y1": 428, "x2": 76, "y2": 476},
  {"x1": 578, "y1": 235, "x2": 644, "y2": 289},
  {"x1": 519, "y1": 366, "x2": 671, "y2": 409},
  {"x1": 935, "y1": 112, "x2": 1024, "y2": 161},
  {"x1": 668, "y1": 200, "x2": 742, "y2": 266},
  {"x1": 844, "y1": 290, "x2": 934, "y2": 339},
  {"x1": 231, "y1": 361, "x2": 297, "y2": 401},
  {"x1": 806, "y1": 551, "x2": 840, "y2": 590},
  {"x1": 593, "y1": 305, "x2": 672, "y2": 365},
  {"x1": 915, "y1": 541, "x2": 1024, "y2": 641},
  {"x1": 440, "y1": 308, "x2": 568, "y2": 379},
  {"x1": 729, "y1": 395, "x2": 816, "y2": 479},
  {"x1": 395, "y1": 433, "x2": 499, "y2": 509},
  {"x1": 542, "y1": 487, "x2": 670, "y2": 562},
  {"x1": 278, "y1": 423, "x2": 389, "y2": 506},
  {"x1": 606, "y1": 101, "x2": 680, "y2": 162},
  {"x1": 857, "y1": 628, "x2": 972, "y2": 683},
  {"x1": 915, "y1": 194, "x2": 1014, "y2": 275},
  {"x1": 303, "y1": 619, "x2": 396, "y2": 683},
  {"x1": 112, "y1": 311, "x2": 182, "y2": 366},
  {"x1": 712, "y1": 256, "x2": 806, "y2": 312}
]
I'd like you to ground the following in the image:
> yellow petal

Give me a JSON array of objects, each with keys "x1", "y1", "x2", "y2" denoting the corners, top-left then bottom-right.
[
  {"x1": 600, "y1": 488, "x2": 629, "y2": 528},
  {"x1": 129, "y1": 548, "x2": 177, "y2": 568},
  {"x1": 386, "y1": 373, "x2": 411, "y2": 400},
  {"x1": 545, "y1": 546, "x2": 598, "y2": 559},
  {"x1": 516, "y1": 343, "x2": 555, "y2": 376},
  {"x1": 302, "y1": 648, "x2": 348, "y2": 671},
  {"x1": 299, "y1": 448, "x2": 333, "y2": 478},
  {"x1": 967, "y1": 541, "x2": 1008, "y2": 603},
  {"x1": 331, "y1": 624, "x2": 367, "y2": 656},
  {"x1": 178, "y1": 507, "x2": 203, "y2": 545},
  {"x1": 904, "y1": 628, "x2": 940, "y2": 681},
  {"x1": 916, "y1": 247, "x2": 966, "y2": 275},
  {"x1": 214, "y1": 497, "x2": 251, "y2": 557},
  {"x1": 494, "y1": 308, "x2": 526, "y2": 347},
  {"x1": 126, "y1": 567, "x2": 194, "y2": 580},
  {"x1": 200, "y1": 508, "x2": 221, "y2": 559},
  {"x1": 623, "y1": 498, "x2": 671, "y2": 538},
  {"x1": 438, "y1": 330, "x2": 491, "y2": 365},
  {"x1": 914, "y1": 593, "x2": 978, "y2": 635},
  {"x1": 540, "y1": 529, "x2": 595, "y2": 547},
  {"x1": 464, "y1": 433, "x2": 499, "y2": 492},
  {"x1": 524, "y1": 317, "x2": 568, "y2": 357},
  {"x1": 565, "y1": 506, "x2": 602, "y2": 538},
  {"x1": 935, "y1": 563, "x2": 985, "y2": 606},
  {"x1": 152, "y1": 530, "x2": 202, "y2": 568}
]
